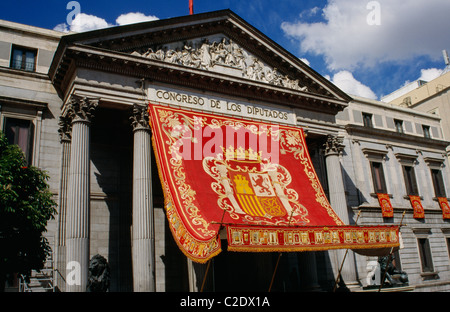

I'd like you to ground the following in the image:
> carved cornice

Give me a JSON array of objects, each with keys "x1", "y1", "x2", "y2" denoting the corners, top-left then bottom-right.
[
  {"x1": 423, "y1": 156, "x2": 445, "y2": 168},
  {"x1": 394, "y1": 152, "x2": 418, "y2": 165},
  {"x1": 361, "y1": 147, "x2": 388, "y2": 161},
  {"x1": 65, "y1": 95, "x2": 99, "y2": 124},
  {"x1": 58, "y1": 45, "x2": 347, "y2": 115},
  {"x1": 345, "y1": 124, "x2": 450, "y2": 150},
  {"x1": 130, "y1": 104, "x2": 150, "y2": 131}
]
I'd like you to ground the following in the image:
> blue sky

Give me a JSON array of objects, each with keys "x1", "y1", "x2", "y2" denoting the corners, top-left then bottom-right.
[{"x1": 1, "y1": 0, "x2": 449, "y2": 101}]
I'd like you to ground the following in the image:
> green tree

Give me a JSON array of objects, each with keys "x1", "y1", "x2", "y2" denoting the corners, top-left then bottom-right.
[{"x1": 0, "y1": 131, "x2": 57, "y2": 291}]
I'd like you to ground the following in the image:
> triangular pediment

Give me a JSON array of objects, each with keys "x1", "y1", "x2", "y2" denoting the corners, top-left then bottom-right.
[
  {"x1": 129, "y1": 35, "x2": 309, "y2": 93},
  {"x1": 51, "y1": 10, "x2": 351, "y2": 110}
]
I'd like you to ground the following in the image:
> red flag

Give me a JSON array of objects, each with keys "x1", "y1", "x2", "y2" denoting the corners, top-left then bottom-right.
[
  {"x1": 438, "y1": 197, "x2": 450, "y2": 219},
  {"x1": 377, "y1": 193, "x2": 393, "y2": 218},
  {"x1": 409, "y1": 195, "x2": 424, "y2": 219},
  {"x1": 189, "y1": 0, "x2": 194, "y2": 15}
]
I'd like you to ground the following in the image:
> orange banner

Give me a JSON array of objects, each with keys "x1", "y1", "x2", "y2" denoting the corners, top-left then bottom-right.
[
  {"x1": 377, "y1": 193, "x2": 393, "y2": 217},
  {"x1": 438, "y1": 197, "x2": 450, "y2": 220},
  {"x1": 148, "y1": 103, "x2": 399, "y2": 262},
  {"x1": 409, "y1": 195, "x2": 424, "y2": 219}
]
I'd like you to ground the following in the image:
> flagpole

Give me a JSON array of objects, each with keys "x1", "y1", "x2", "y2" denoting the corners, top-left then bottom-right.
[{"x1": 332, "y1": 210, "x2": 361, "y2": 292}]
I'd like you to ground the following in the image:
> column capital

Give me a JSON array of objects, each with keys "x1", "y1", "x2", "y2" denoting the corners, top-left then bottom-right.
[
  {"x1": 66, "y1": 95, "x2": 99, "y2": 124},
  {"x1": 324, "y1": 135, "x2": 344, "y2": 156},
  {"x1": 130, "y1": 103, "x2": 150, "y2": 132},
  {"x1": 58, "y1": 115, "x2": 72, "y2": 143}
]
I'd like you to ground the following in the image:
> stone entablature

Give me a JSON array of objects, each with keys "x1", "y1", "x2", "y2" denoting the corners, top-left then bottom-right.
[{"x1": 148, "y1": 86, "x2": 297, "y2": 125}]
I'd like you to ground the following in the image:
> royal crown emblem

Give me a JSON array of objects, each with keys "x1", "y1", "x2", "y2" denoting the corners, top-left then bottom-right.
[{"x1": 203, "y1": 146, "x2": 309, "y2": 224}]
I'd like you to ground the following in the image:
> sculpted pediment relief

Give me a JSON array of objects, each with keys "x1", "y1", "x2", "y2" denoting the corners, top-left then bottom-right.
[{"x1": 130, "y1": 35, "x2": 308, "y2": 92}]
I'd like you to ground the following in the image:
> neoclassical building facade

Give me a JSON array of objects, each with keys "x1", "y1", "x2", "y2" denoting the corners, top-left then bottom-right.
[{"x1": 1, "y1": 10, "x2": 449, "y2": 292}]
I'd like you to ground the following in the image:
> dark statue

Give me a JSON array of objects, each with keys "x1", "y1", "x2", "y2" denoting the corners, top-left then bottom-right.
[
  {"x1": 87, "y1": 254, "x2": 111, "y2": 292},
  {"x1": 379, "y1": 255, "x2": 408, "y2": 287}
]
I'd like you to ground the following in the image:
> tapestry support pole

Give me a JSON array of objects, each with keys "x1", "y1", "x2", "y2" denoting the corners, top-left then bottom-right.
[
  {"x1": 200, "y1": 260, "x2": 212, "y2": 292},
  {"x1": 268, "y1": 253, "x2": 282, "y2": 292}
]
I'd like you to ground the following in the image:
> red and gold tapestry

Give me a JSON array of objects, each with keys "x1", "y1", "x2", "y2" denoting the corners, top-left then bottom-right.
[
  {"x1": 409, "y1": 195, "x2": 424, "y2": 219},
  {"x1": 148, "y1": 104, "x2": 399, "y2": 263},
  {"x1": 438, "y1": 197, "x2": 450, "y2": 220},
  {"x1": 377, "y1": 193, "x2": 393, "y2": 218}
]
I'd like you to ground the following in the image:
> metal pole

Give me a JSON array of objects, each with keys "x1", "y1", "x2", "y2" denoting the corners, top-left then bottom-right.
[
  {"x1": 268, "y1": 253, "x2": 282, "y2": 292},
  {"x1": 200, "y1": 260, "x2": 212, "y2": 292}
]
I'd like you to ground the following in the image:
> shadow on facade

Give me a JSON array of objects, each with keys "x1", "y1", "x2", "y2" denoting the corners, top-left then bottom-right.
[{"x1": 90, "y1": 107, "x2": 133, "y2": 291}]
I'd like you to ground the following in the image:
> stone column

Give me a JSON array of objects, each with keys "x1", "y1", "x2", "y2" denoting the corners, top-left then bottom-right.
[
  {"x1": 297, "y1": 252, "x2": 320, "y2": 291},
  {"x1": 65, "y1": 95, "x2": 98, "y2": 292},
  {"x1": 130, "y1": 104, "x2": 155, "y2": 292},
  {"x1": 323, "y1": 135, "x2": 359, "y2": 289},
  {"x1": 55, "y1": 116, "x2": 72, "y2": 292}
]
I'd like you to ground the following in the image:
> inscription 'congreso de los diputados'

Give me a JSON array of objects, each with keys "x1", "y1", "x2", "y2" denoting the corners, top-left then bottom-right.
[{"x1": 154, "y1": 89, "x2": 292, "y2": 123}]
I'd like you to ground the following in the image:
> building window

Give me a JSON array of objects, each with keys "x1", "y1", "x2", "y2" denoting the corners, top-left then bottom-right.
[
  {"x1": 417, "y1": 238, "x2": 434, "y2": 273},
  {"x1": 422, "y1": 125, "x2": 431, "y2": 138},
  {"x1": 371, "y1": 161, "x2": 387, "y2": 193},
  {"x1": 3, "y1": 117, "x2": 34, "y2": 163},
  {"x1": 362, "y1": 113, "x2": 373, "y2": 127},
  {"x1": 402, "y1": 165, "x2": 419, "y2": 195},
  {"x1": 431, "y1": 168, "x2": 446, "y2": 198},
  {"x1": 10, "y1": 45, "x2": 37, "y2": 72},
  {"x1": 394, "y1": 119, "x2": 403, "y2": 133}
]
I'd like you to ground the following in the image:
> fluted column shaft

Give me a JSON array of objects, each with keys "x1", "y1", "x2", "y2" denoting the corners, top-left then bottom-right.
[
  {"x1": 65, "y1": 96, "x2": 98, "y2": 292},
  {"x1": 324, "y1": 135, "x2": 358, "y2": 288},
  {"x1": 55, "y1": 118, "x2": 71, "y2": 291},
  {"x1": 324, "y1": 136, "x2": 349, "y2": 223},
  {"x1": 131, "y1": 104, "x2": 155, "y2": 292}
]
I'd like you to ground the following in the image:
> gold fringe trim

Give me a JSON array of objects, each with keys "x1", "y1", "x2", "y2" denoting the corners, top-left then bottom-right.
[
  {"x1": 149, "y1": 119, "x2": 222, "y2": 264},
  {"x1": 227, "y1": 242, "x2": 400, "y2": 253}
]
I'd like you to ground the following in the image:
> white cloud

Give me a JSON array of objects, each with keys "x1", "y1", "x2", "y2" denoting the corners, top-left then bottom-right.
[
  {"x1": 281, "y1": 0, "x2": 450, "y2": 71},
  {"x1": 53, "y1": 12, "x2": 159, "y2": 33},
  {"x1": 418, "y1": 68, "x2": 443, "y2": 82},
  {"x1": 53, "y1": 23, "x2": 69, "y2": 33},
  {"x1": 300, "y1": 58, "x2": 310, "y2": 66},
  {"x1": 330, "y1": 70, "x2": 377, "y2": 100},
  {"x1": 398, "y1": 67, "x2": 444, "y2": 89},
  {"x1": 116, "y1": 12, "x2": 159, "y2": 26},
  {"x1": 70, "y1": 13, "x2": 110, "y2": 32}
]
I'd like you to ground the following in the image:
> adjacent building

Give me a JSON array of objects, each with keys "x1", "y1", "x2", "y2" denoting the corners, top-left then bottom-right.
[
  {"x1": 382, "y1": 69, "x2": 450, "y2": 162},
  {"x1": 336, "y1": 96, "x2": 450, "y2": 291},
  {"x1": 1, "y1": 10, "x2": 449, "y2": 292}
]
